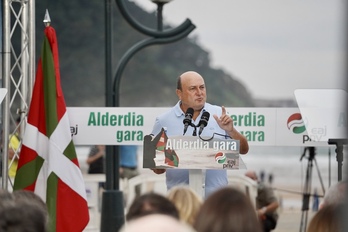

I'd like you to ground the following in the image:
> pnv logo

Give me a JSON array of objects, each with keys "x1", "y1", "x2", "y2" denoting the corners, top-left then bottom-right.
[
  {"x1": 215, "y1": 152, "x2": 226, "y2": 164},
  {"x1": 287, "y1": 113, "x2": 306, "y2": 134}
]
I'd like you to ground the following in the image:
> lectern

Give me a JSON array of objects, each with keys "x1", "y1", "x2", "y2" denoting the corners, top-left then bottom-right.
[{"x1": 143, "y1": 131, "x2": 242, "y2": 198}]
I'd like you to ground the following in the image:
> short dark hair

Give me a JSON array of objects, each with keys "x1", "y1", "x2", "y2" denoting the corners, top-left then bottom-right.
[
  {"x1": 0, "y1": 200, "x2": 47, "y2": 232},
  {"x1": 0, "y1": 189, "x2": 14, "y2": 209},
  {"x1": 176, "y1": 76, "x2": 182, "y2": 90},
  {"x1": 126, "y1": 192, "x2": 179, "y2": 221},
  {"x1": 12, "y1": 190, "x2": 47, "y2": 215}
]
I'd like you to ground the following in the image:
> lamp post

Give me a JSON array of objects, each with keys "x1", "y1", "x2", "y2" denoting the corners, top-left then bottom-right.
[
  {"x1": 102, "y1": 1, "x2": 195, "y2": 231},
  {"x1": 151, "y1": 0, "x2": 172, "y2": 31}
]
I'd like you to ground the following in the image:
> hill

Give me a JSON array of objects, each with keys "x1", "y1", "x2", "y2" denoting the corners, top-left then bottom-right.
[{"x1": 35, "y1": 1, "x2": 255, "y2": 107}]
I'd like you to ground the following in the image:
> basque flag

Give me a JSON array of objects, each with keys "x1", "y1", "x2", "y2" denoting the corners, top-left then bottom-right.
[{"x1": 13, "y1": 24, "x2": 89, "y2": 231}]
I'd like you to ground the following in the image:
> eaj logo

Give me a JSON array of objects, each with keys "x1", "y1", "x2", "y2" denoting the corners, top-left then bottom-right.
[
  {"x1": 215, "y1": 152, "x2": 226, "y2": 164},
  {"x1": 287, "y1": 113, "x2": 306, "y2": 134}
]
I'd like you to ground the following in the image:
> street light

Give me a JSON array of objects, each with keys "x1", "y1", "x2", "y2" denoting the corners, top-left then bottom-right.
[
  {"x1": 101, "y1": 1, "x2": 195, "y2": 231},
  {"x1": 151, "y1": 0, "x2": 172, "y2": 2},
  {"x1": 151, "y1": 0, "x2": 173, "y2": 31}
]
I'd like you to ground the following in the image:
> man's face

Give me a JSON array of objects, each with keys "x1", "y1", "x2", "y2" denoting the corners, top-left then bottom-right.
[{"x1": 177, "y1": 73, "x2": 206, "y2": 111}]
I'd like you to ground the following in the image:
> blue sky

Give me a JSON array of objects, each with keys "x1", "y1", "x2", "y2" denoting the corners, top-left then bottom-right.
[{"x1": 132, "y1": 0, "x2": 346, "y2": 100}]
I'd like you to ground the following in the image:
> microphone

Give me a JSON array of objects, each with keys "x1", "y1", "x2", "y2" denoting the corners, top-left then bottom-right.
[
  {"x1": 198, "y1": 111, "x2": 210, "y2": 135},
  {"x1": 183, "y1": 108, "x2": 194, "y2": 135}
]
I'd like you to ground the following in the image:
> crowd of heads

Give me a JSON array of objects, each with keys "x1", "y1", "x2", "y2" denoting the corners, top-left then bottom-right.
[
  {"x1": 1, "y1": 179, "x2": 345, "y2": 232},
  {"x1": 123, "y1": 178, "x2": 346, "y2": 232},
  {"x1": 122, "y1": 185, "x2": 264, "y2": 232}
]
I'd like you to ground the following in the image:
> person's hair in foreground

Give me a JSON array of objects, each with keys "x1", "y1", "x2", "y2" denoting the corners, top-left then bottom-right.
[
  {"x1": 12, "y1": 190, "x2": 47, "y2": 213},
  {"x1": 167, "y1": 185, "x2": 202, "y2": 226},
  {"x1": 193, "y1": 186, "x2": 262, "y2": 232},
  {"x1": 120, "y1": 214, "x2": 195, "y2": 232},
  {"x1": 0, "y1": 199, "x2": 47, "y2": 232},
  {"x1": 0, "y1": 189, "x2": 14, "y2": 209},
  {"x1": 126, "y1": 192, "x2": 179, "y2": 221},
  {"x1": 13, "y1": 190, "x2": 49, "y2": 225},
  {"x1": 320, "y1": 181, "x2": 346, "y2": 208},
  {"x1": 307, "y1": 204, "x2": 344, "y2": 232}
]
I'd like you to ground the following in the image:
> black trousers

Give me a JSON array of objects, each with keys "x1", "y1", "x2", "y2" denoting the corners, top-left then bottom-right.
[{"x1": 262, "y1": 215, "x2": 277, "y2": 232}]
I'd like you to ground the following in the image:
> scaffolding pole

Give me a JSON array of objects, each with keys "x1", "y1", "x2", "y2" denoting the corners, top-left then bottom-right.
[{"x1": 1, "y1": 0, "x2": 35, "y2": 190}]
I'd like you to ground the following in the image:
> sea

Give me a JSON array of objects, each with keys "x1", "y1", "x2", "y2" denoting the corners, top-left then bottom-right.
[
  {"x1": 239, "y1": 146, "x2": 346, "y2": 189},
  {"x1": 233, "y1": 145, "x2": 347, "y2": 209}
]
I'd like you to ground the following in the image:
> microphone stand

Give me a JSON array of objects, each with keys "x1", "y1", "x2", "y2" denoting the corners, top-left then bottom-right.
[
  {"x1": 184, "y1": 113, "x2": 210, "y2": 199},
  {"x1": 192, "y1": 125, "x2": 197, "y2": 136},
  {"x1": 328, "y1": 138, "x2": 347, "y2": 181},
  {"x1": 184, "y1": 121, "x2": 204, "y2": 198}
]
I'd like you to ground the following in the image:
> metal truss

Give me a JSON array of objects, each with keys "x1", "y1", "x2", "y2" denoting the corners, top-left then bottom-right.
[{"x1": 1, "y1": 0, "x2": 35, "y2": 189}]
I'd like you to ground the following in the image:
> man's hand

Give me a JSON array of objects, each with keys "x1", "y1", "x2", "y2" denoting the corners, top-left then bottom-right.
[
  {"x1": 151, "y1": 169, "x2": 166, "y2": 174},
  {"x1": 213, "y1": 106, "x2": 249, "y2": 154},
  {"x1": 213, "y1": 106, "x2": 234, "y2": 133}
]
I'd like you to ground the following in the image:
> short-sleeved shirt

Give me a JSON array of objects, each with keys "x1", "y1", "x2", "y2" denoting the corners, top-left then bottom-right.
[
  {"x1": 119, "y1": 145, "x2": 138, "y2": 168},
  {"x1": 257, "y1": 182, "x2": 279, "y2": 221},
  {"x1": 151, "y1": 101, "x2": 229, "y2": 197},
  {"x1": 87, "y1": 145, "x2": 104, "y2": 174}
]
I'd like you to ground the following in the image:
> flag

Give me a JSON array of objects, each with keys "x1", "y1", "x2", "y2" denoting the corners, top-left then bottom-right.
[
  {"x1": 164, "y1": 149, "x2": 179, "y2": 167},
  {"x1": 156, "y1": 128, "x2": 168, "y2": 152},
  {"x1": 13, "y1": 25, "x2": 89, "y2": 231}
]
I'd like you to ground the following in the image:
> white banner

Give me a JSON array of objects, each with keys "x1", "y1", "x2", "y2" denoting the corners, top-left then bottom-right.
[{"x1": 67, "y1": 107, "x2": 343, "y2": 147}]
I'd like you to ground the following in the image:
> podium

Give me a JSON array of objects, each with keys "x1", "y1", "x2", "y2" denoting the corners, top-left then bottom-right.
[
  {"x1": 189, "y1": 169, "x2": 204, "y2": 197},
  {"x1": 143, "y1": 131, "x2": 243, "y2": 198}
]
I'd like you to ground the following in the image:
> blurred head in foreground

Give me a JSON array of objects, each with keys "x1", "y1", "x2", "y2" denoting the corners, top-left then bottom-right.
[
  {"x1": 126, "y1": 192, "x2": 179, "y2": 221},
  {"x1": 120, "y1": 214, "x2": 195, "y2": 232},
  {"x1": 320, "y1": 181, "x2": 346, "y2": 209},
  {"x1": 167, "y1": 185, "x2": 202, "y2": 226},
  {"x1": 194, "y1": 186, "x2": 262, "y2": 232},
  {"x1": 307, "y1": 204, "x2": 344, "y2": 232}
]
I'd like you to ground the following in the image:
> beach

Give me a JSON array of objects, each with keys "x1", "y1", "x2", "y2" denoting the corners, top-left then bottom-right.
[
  {"x1": 276, "y1": 210, "x2": 316, "y2": 232},
  {"x1": 229, "y1": 145, "x2": 344, "y2": 232},
  {"x1": 78, "y1": 145, "x2": 346, "y2": 231}
]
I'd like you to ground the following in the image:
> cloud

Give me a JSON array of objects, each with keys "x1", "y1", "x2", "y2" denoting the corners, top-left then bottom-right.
[{"x1": 133, "y1": 0, "x2": 346, "y2": 99}]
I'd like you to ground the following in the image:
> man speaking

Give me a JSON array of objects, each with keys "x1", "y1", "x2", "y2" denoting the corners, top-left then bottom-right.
[{"x1": 151, "y1": 71, "x2": 249, "y2": 197}]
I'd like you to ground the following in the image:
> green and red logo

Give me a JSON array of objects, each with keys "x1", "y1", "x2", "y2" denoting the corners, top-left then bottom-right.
[
  {"x1": 287, "y1": 113, "x2": 306, "y2": 134},
  {"x1": 215, "y1": 152, "x2": 226, "y2": 164}
]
